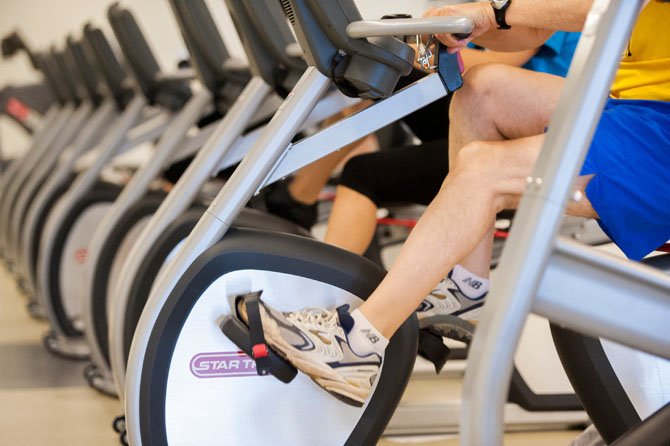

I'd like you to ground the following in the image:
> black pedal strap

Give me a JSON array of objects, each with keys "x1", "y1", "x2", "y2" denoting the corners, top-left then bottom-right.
[
  {"x1": 418, "y1": 328, "x2": 451, "y2": 374},
  {"x1": 243, "y1": 291, "x2": 271, "y2": 376}
]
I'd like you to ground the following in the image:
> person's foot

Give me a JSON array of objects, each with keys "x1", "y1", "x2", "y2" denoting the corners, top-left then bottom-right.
[
  {"x1": 263, "y1": 179, "x2": 318, "y2": 230},
  {"x1": 237, "y1": 301, "x2": 381, "y2": 407},
  {"x1": 417, "y1": 272, "x2": 487, "y2": 321}
]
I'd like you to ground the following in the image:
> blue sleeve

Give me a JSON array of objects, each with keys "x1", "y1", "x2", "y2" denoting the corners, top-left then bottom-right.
[
  {"x1": 523, "y1": 31, "x2": 580, "y2": 77},
  {"x1": 539, "y1": 32, "x2": 568, "y2": 58}
]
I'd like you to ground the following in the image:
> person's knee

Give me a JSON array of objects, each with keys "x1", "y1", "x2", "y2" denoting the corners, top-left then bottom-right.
[
  {"x1": 453, "y1": 141, "x2": 494, "y2": 172},
  {"x1": 450, "y1": 64, "x2": 501, "y2": 120},
  {"x1": 451, "y1": 141, "x2": 513, "y2": 210},
  {"x1": 451, "y1": 141, "x2": 497, "y2": 190}
]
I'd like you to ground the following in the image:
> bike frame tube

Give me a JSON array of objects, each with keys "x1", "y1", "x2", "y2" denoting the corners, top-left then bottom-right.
[
  {"x1": 19, "y1": 98, "x2": 118, "y2": 292},
  {"x1": 0, "y1": 104, "x2": 72, "y2": 255},
  {"x1": 9, "y1": 101, "x2": 93, "y2": 265},
  {"x1": 0, "y1": 106, "x2": 61, "y2": 256},
  {"x1": 0, "y1": 105, "x2": 60, "y2": 198},
  {"x1": 36, "y1": 95, "x2": 147, "y2": 340}
]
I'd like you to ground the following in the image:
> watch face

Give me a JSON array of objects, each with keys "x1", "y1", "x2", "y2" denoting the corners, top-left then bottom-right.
[{"x1": 491, "y1": 0, "x2": 508, "y2": 9}]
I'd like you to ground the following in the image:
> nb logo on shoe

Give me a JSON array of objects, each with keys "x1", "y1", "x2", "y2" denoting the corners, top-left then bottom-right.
[
  {"x1": 463, "y1": 277, "x2": 482, "y2": 289},
  {"x1": 362, "y1": 328, "x2": 380, "y2": 344}
]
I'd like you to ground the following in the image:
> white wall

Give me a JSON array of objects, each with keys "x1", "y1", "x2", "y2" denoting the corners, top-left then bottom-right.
[
  {"x1": 0, "y1": 0, "x2": 248, "y2": 87},
  {"x1": 0, "y1": 0, "x2": 245, "y2": 156},
  {"x1": 0, "y1": 0, "x2": 441, "y2": 88},
  {"x1": 0, "y1": 0, "x2": 433, "y2": 156}
]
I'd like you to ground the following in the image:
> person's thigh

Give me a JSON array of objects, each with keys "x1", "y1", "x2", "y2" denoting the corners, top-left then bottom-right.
[
  {"x1": 452, "y1": 64, "x2": 565, "y2": 141},
  {"x1": 463, "y1": 98, "x2": 670, "y2": 262}
]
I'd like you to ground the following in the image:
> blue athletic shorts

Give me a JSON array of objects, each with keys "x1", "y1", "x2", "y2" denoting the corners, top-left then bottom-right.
[{"x1": 581, "y1": 98, "x2": 670, "y2": 260}]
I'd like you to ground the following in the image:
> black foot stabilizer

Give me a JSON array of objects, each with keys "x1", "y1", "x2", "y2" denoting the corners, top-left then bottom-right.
[{"x1": 219, "y1": 291, "x2": 297, "y2": 384}]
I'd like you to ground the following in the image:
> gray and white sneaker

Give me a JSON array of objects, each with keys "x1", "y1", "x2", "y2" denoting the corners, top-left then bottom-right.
[
  {"x1": 417, "y1": 271, "x2": 487, "y2": 322},
  {"x1": 237, "y1": 301, "x2": 381, "y2": 407}
]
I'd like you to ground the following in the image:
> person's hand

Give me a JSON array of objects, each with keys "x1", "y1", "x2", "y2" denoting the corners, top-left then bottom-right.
[{"x1": 423, "y1": 3, "x2": 496, "y2": 53}]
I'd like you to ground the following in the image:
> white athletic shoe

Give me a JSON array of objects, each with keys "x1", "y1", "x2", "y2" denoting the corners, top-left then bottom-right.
[
  {"x1": 417, "y1": 272, "x2": 487, "y2": 321},
  {"x1": 238, "y1": 301, "x2": 380, "y2": 407}
]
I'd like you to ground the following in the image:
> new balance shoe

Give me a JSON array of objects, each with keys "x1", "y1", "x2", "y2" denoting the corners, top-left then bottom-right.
[
  {"x1": 417, "y1": 272, "x2": 487, "y2": 321},
  {"x1": 237, "y1": 301, "x2": 381, "y2": 407}
]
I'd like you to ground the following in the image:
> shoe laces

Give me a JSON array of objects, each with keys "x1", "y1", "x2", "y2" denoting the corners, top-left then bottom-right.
[{"x1": 287, "y1": 308, "x2": 339, "y2": 329}]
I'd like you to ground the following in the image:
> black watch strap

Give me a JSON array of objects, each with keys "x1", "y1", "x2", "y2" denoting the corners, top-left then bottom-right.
[{"x1": 493, "y1": 0, "x2": 512, "y2": 30}]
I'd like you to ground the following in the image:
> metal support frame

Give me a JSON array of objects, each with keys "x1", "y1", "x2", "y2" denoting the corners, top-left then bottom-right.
[
  {"x1": 8, "y1": 101, "x2": 93, "y2": 266},
  {"x1": 267, "y1": 73, "x2": 446, "y2": 184},
  {"x1": 536, "y1": 238, "x2": 670, "y2": 358},
  {"x1": 0, "y1": 104, "x2": 73, "y2": 255},
  {"x1": 20, "y1": 98, "x2": 118, "y2": 290},
  {"x1": 36, "y1": 95, "x2": 147, "y2": 341},
  {"x1": 461, "y1": 1, "x2": 660, "y2": 445},
  {"x1": 73, "y1": 110, "x2": 171, "y2": 172},
  {"x1": 212, "y1": 90, "x2": 358, "y2": 174},
  {"x1": 0, "y1": 105, "x2": 61, "y2": 254},
  {"x1": 166, "y1": 121, "x2": 218, "y2": 165},
  {"x1": 171, "y1": 94, "x2": 284, "y2": 163},
  {"x1": 80, "y1": 89, "x2": 212, "y2": 379}
]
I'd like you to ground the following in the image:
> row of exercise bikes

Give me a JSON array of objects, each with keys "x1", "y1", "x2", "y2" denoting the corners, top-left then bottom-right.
[{"x1": 0, "y1": 0, "x2": 668, "y2": 445}]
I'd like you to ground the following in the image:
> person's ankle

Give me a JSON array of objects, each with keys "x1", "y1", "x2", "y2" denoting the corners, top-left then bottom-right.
[
  {"x1": 450, "y1": 264, "x2": 489, "y2": 299},
  {"x1": 341, "y1": 308, "x2": 388, "y2": 357},
  {"x1": 264, "y1": 179, "x2": 318, "y2": 229},
  {"x1": 287, "y1": 181, "x2": 318, "y2": 206}
]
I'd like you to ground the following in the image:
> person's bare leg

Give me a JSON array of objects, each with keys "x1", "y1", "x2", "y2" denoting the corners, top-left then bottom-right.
[
  {"x1": 288, "y1": 134, "x2": 378, "y2": 204},
  {"x1": 449, "y1": 64, "x2": 565, "y2": 278},
  {"x1": 356, "y1": 65, "x2": 568, "y2": 338},
  {"x1": 324, "y1": 186, "x2": 378, "y2": 254},
  {"x1": 359, "y1": 134, "x2": 598, "y2": 338}
]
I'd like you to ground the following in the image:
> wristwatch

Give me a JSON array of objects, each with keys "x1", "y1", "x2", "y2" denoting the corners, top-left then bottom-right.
[{"x1": 491, "y1": 0, "x2": 512, "y2": 30}]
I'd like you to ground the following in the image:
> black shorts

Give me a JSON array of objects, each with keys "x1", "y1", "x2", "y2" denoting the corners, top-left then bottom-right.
[
  {"x1": 339, "y1": 139, "x2": 449, "y2": 207},
  {"x1": 338, "y1": 70, "x2": 452, "y2": 206}
]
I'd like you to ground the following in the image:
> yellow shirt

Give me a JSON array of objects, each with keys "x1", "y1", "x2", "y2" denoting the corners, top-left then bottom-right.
[{"x1": 610, "y1": 1, "x2": 670, "y2": 101}]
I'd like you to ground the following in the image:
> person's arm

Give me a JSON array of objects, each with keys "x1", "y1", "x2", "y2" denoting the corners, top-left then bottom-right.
[
  {"x1": 460, "y1": 47, "x2": 537, "y2": 68},
  {"x1": 424, "y1": 0, "x2": 593, "y2": 52}
]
